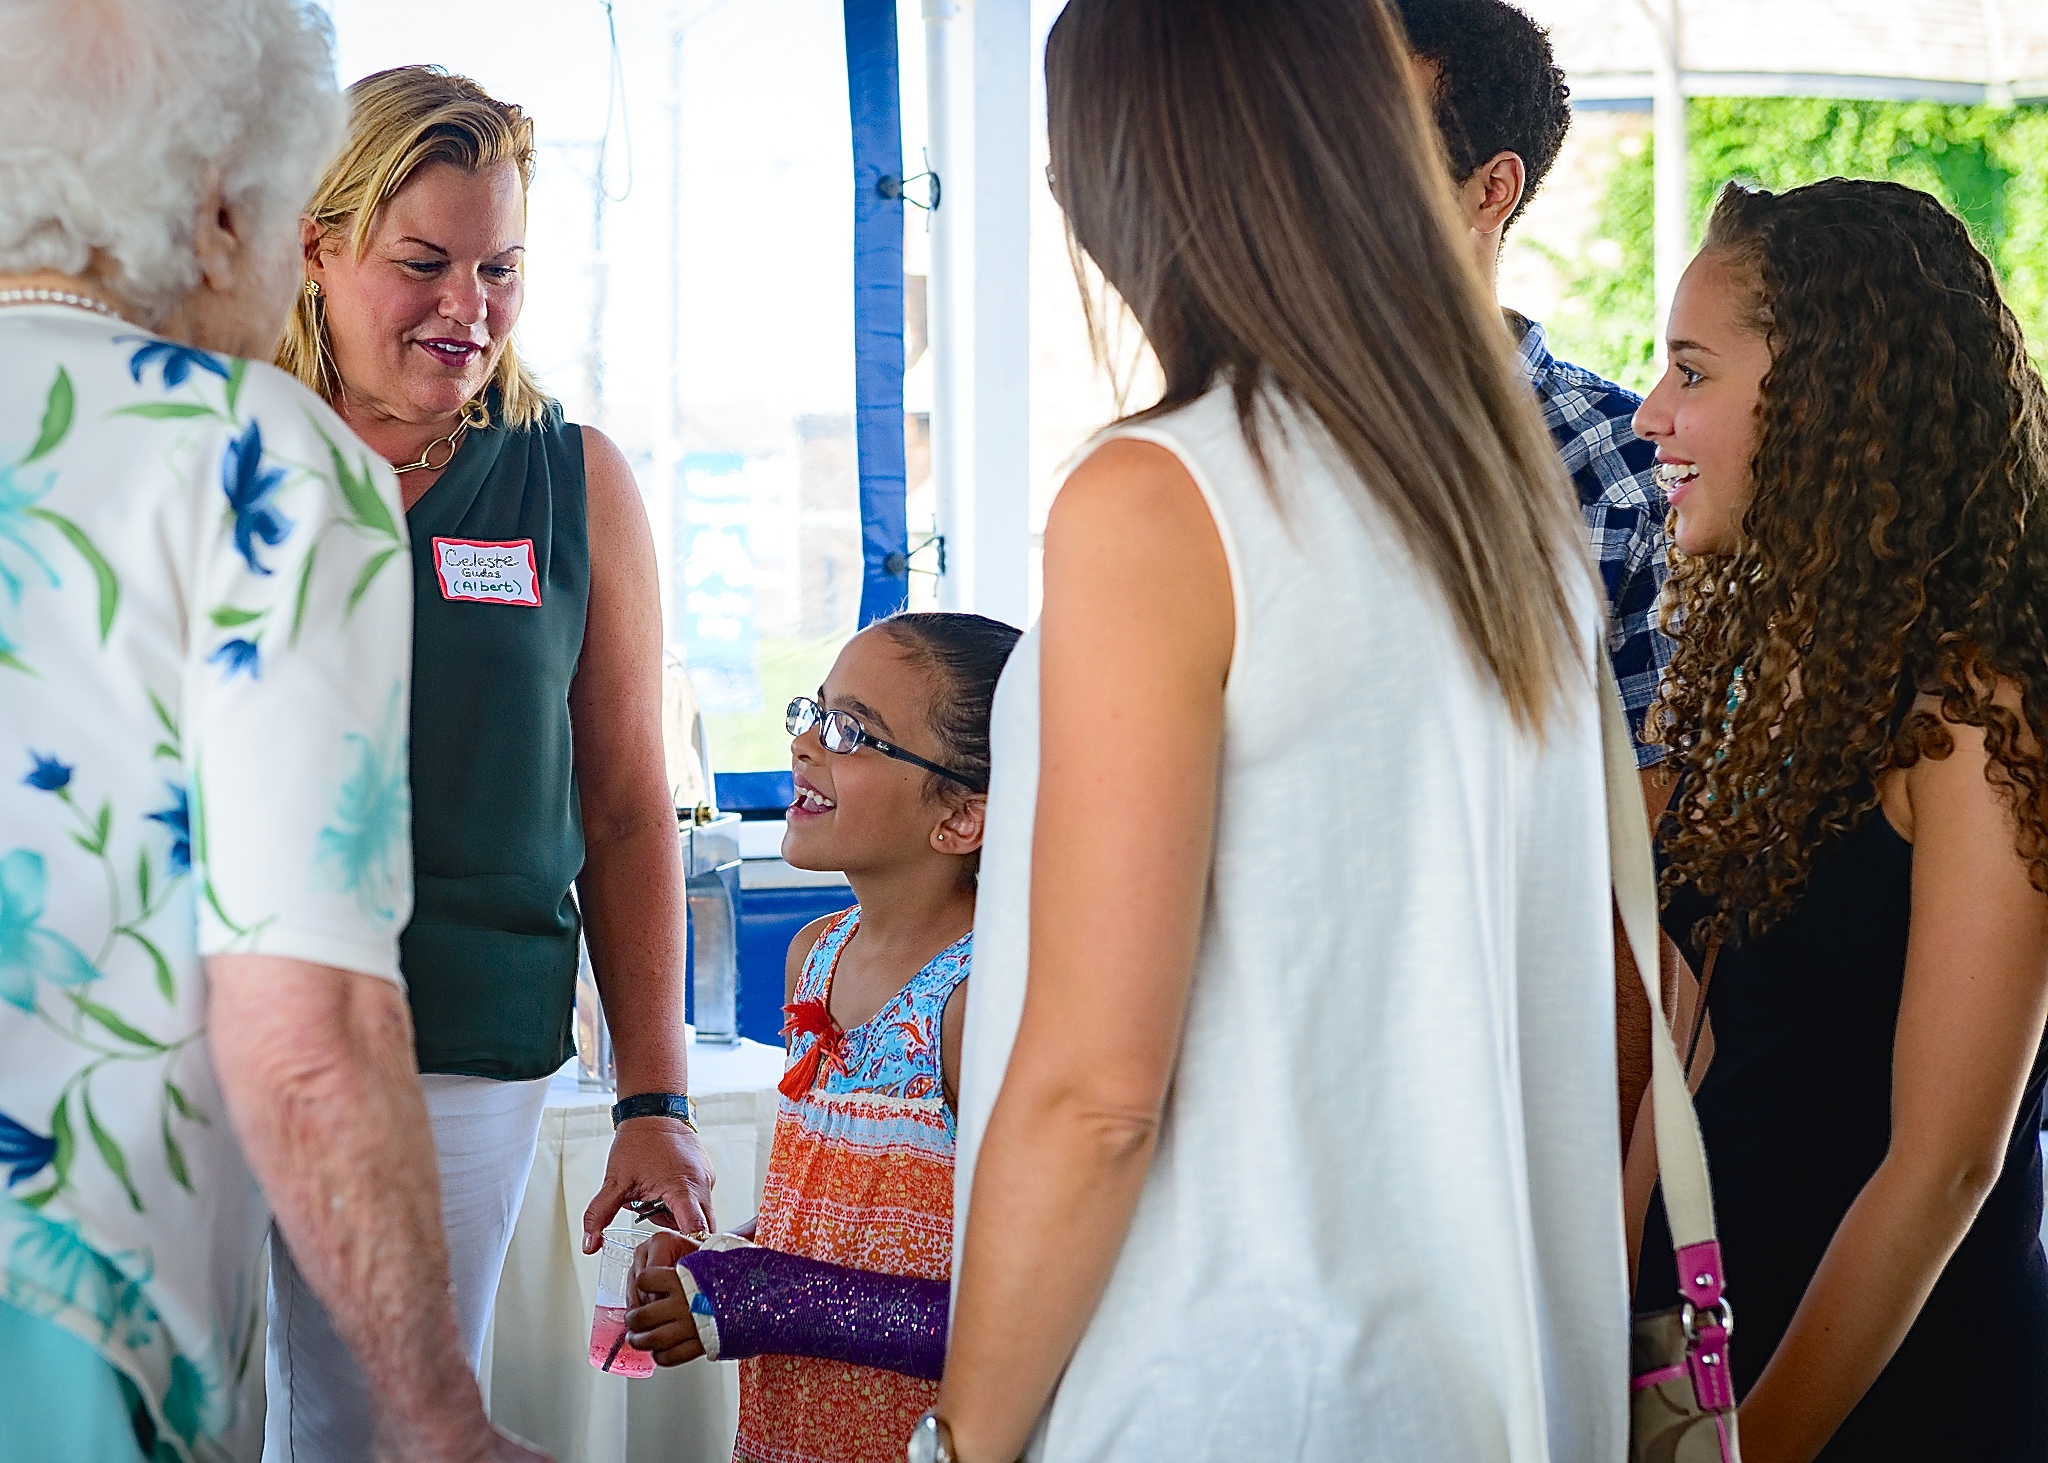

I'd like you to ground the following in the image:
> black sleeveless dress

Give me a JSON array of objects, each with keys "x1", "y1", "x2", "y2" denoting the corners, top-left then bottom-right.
[{"x1": 1637, "y1": 804, "x2": 2048, "y2": 1457}]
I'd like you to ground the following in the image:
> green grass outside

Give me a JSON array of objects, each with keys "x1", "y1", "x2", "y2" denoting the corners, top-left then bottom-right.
[{"x1": 699, "y1": 632, "x2": 849, "y2": 775}]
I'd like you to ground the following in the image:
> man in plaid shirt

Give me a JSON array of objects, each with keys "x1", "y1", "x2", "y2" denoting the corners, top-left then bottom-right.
[
  {"x1": 1400, "y1": 0, "x2": 1676, "y2": 1148},
  {"x1": 1399, "y1": 0, "x2": 1674, "y2": 771}
]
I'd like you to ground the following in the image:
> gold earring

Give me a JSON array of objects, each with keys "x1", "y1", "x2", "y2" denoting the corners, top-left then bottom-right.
[{"x1": 304, "y1": 279, "x2": 321, "y2": 299}]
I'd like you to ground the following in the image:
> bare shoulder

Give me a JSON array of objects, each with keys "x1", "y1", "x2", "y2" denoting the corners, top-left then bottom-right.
[
  {"x1": 1050, "y1": 436, "x2": 1212, "y2": 545},
  {"x1": 578, "y1": 424, "x2": 649, "y2": 551},
  {"x1": 1046, "y1": 434, "x2": 1232, "y2": 669},
  {"x1": 1897, "y1": 675, "x2": 2042, "y2": 842},
  {"x1": 785, "y1": 911, "x2": 845, "y2": 1002}
]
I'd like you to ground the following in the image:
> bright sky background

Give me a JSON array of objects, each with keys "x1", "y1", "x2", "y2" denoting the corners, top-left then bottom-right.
[{"x1": 319, "y1": 0, "x2": 933, "y2": 465}]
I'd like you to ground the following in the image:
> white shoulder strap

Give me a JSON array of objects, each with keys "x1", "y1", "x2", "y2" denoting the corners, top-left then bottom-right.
[{"x1": 1600, "y1": 658, "x2": 1718, "y2": 1248}]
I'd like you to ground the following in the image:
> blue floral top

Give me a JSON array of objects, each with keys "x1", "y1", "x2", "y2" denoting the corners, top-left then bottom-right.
[{"x1": 0, "y1": 306, "x2": 414, "y2": 1461}]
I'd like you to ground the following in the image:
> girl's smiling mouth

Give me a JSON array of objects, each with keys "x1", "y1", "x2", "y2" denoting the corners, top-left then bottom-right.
[
  {"x1": 1656, "y1": 457, "x2": 1700, "y2": 504},
  {"x1": 789, "y1": 775, "x2": 836, "y2": 819}
]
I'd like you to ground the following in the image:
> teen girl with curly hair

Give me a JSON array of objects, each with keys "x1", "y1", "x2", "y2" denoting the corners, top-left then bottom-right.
[{"x1": 1630, "y1": 178, "x2": 2048, "y2": 1462}]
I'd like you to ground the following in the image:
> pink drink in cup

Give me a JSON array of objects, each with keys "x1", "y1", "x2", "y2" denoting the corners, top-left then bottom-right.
[{"x1": 589, "y1": 1229, "x2": 656, "y2": 1378}]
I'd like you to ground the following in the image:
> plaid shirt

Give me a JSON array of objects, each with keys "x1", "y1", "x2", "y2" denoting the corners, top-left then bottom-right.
[{"x1": 1511, "y1": 314, "x2": 1674, "y2": 767}]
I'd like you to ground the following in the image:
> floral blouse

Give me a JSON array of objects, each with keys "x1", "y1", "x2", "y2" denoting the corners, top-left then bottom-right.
[{"x1": 0, "y1": 306, "x2": 413, "y2": 1462}]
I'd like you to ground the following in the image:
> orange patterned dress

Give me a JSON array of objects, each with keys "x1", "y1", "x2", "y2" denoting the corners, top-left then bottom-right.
[{"x1": 736, "y1": 908, "x2": 969, "y2": 1463}]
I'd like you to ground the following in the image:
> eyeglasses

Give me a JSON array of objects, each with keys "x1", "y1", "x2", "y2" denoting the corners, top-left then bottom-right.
[{"x1": 785, "y1": 697, "x2": 983, "y2": 791}]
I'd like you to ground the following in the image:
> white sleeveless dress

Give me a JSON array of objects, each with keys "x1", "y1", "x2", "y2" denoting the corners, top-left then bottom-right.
[{"x1": 955, "y1": 384, "x2": 1628, "y2": 1462}]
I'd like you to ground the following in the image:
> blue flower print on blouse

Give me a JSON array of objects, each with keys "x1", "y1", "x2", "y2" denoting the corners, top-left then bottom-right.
[
  {"x1": 205, "y1": 637, "x2": 260, "y2": 682},
  {"x1": 22, "y1": 752, "x2": 71, "y2": 793},
  {"x1": 0, "y1": 1112, "x2": 55, "y2": 1188},
  {"x1": 120, "y1": 338, "x2": 230, "y2": 391},
  {"x1": 144, "y1": 784, "x2": 192, "y2": 876},
  {"x1": 4, "y1": 1206, "x2": 154, "y2": 1342},
  {"x1": 221, "y1": 421, "x2": 292, "y2": 576},
  {"x1": 0, "y1": 463, "x2": 62, "y2": 667},
  {"x1": 316, "y1": 688, "x2": 410, "y2": 927},
  {"x1": 0, "y1": 849, "x2": 101, "y2": 1011}
]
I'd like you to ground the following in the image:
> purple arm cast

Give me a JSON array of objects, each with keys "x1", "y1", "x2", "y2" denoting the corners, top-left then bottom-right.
[{"x1": 677, "y1": 1245, "x2": 950, "y2": 1380}]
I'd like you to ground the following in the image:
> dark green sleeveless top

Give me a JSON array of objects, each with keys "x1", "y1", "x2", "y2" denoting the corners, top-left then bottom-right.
[{"x1": 400, "y1": 400, "x2": 588, "y2": 1079}]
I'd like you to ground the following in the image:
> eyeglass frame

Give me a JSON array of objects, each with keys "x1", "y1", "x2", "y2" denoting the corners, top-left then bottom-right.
[{"x1": 785, "y1": 696, "x2": 983, "y2": 792}]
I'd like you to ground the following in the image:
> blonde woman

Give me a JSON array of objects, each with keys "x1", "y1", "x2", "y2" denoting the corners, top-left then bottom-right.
[
  {"x1": 932, "y1": 2, "x2": 1628, "y2": 1461},
  {"x1": 269, "y1": 67, "x2": 712, "y2": 1459},
  {"x1": 0, "y1": 6, "x2": 544, "y2": 1463}
]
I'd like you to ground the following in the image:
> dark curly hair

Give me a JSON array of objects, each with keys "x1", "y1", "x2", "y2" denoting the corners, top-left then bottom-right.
[
  {"x1": 874, "y1": 611, "x2": 1022, "y2": 803},
  {"x1": 1647, "y1": 178, "x2": 2048, "y2": 946},
  {"x1": 1392, "y1": 0, "x2": 1570, "y2": 233}
]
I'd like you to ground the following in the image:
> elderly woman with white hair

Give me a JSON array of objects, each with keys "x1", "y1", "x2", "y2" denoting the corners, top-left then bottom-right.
[{"x1": 0, "y1": 3, "x2": 546, "y2": 1461}]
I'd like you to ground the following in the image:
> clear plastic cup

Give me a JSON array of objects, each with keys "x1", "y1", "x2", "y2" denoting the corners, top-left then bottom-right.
[{"x1": 588, "y1": 1227, "x2": 656, "y2": 1378}]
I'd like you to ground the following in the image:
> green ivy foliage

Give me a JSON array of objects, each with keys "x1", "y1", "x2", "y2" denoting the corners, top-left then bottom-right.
[{"x1": 1538, "y1": 98, "x2": 2048, "y2": 393}]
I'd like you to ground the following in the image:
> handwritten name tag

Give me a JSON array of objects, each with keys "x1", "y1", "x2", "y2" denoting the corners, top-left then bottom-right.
[{"x1": 433, "y1": 537, "x2": 541, "y2": 607}]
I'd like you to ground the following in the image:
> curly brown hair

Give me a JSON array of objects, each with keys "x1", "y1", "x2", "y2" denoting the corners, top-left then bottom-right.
[{"x1": 1647, "y1": 178, "x2": 2048, "y2": 946}]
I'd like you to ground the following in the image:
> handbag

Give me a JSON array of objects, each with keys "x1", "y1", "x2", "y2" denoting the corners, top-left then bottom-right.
[{"x1": 1598, "y1": 659, "x2": 1742, "y2": 1463}]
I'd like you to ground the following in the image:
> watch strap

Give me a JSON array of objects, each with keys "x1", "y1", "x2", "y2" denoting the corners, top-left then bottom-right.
[{"x1": 611, "y1": 1092, "x2": 698, "y2": 1130}]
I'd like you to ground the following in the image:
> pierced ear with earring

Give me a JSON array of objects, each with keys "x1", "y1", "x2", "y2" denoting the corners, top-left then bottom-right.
[{"x1": 304, "y1": 279, "x2": 321, "y2": 299}]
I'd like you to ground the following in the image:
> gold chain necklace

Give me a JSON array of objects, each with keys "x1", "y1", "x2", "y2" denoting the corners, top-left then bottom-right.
[
  {"x1": 387, "y1": 399, "x2": 489, "y2": 476},
  {"x1": 389, "y1": 421, "x2": 468, "y2": 476}
]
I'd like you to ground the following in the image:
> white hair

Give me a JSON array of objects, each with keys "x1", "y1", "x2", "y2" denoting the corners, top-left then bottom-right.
[{"x1": 0, "y1": 0, "x2": 343, "y2": 317}]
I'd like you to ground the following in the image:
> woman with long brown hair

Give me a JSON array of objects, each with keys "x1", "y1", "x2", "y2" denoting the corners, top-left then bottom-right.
[
  {"x1": 1631, "y1": 179, "x2": 2048, "y2": 1460},
  {"x1": 926, "y1": 3, "x2": 1629, "y2": 1460}
]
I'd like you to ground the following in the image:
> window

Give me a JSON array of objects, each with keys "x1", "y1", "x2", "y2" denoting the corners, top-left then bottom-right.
[{"x1": 327, "y1": 0, "x2": 877, "y2": 778}]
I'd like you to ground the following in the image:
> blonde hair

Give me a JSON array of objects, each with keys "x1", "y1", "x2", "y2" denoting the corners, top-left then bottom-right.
[{"x1": 278, "y1": 65, "x2": 550, "y2": 428}]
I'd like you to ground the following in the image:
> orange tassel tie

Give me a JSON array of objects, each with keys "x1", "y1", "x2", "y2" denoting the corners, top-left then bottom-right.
[{"x1": 779, "y1": 997, "x2": 848, "y2": 1100}]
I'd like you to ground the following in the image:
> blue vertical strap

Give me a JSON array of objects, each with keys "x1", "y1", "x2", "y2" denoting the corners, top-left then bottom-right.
[{"x1": 845, "y1": 0, "x2": 908, "y2": 627}]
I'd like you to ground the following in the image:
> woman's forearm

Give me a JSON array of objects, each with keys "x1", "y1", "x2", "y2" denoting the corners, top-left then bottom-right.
[
  {"x1": 1738, "y1": 1155, "x2": 1986, "y2": 1463},
  {"x1": 938, "y1": 1078, "x2": 1163, "y2": 1462},
  {"x1": 210, "y1": 958, "x2": 493, "y2": 1462},
  {"x1": 580, "y1": 814, "x2": 689, "y2": 1094}
]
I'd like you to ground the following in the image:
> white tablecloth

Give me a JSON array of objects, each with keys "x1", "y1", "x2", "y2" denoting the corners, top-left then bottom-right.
[{"x1": 482, "y1": 1037, "x2": 786, "y2": 1463}]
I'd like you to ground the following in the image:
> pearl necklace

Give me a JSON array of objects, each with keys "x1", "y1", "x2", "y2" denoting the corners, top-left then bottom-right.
[{"x1": 0, "y1": 287, "x2": 122, "y2": 320}]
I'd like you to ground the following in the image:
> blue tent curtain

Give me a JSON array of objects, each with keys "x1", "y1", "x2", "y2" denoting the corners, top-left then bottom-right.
[{"x1": 844, "y1": 0, "x2": 909, "y2": 628}]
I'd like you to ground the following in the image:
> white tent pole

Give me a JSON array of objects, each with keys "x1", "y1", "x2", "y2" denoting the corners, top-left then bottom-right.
[
  {"x1": 923, "y1": 0, "x2": 965, "y2": 610},
  {"x1": 1983, "y1": 0, "x2": 2015, "y2": 108},
  {"x1": 654, "y1": 20, "x2": 685, "y2": 646},
  {"x1": 1641, "y1": 0, "x2": 1688, "y2": 360},
  {"x1": 966, "y1": 0, "x2": 1031, "y2": 628}
]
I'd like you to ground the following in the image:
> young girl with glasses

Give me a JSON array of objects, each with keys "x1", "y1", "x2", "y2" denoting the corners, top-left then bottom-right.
[{"x1": 624, "y1": 611, "x2": 1020, "y2": 1463}]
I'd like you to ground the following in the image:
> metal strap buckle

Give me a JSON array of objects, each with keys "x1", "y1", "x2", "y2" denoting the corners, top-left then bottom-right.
[{"x1": 1680, "y1": 1296, "x2": 1735, "y2": 1343}]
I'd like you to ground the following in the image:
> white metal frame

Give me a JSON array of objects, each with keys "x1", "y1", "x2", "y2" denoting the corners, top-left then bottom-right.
[{"x1": 923, "y1": 0, "x2": 1033, "y2": 627}]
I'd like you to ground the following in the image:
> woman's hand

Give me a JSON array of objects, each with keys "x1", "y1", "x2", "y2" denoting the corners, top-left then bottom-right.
[
  {"x1": 570, "y1": 424, "x2": 712, "y2": 1249},
  {"x1": 624, "y1": 1243, "x2": 706, "y2": 1368},
  {"x1": 582, "y1": 1120, "x2": 717, "y2": 1251}
]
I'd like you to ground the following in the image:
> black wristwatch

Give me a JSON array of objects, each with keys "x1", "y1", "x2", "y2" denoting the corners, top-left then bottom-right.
[{"x1": 610, "y1": 1092, "x2": 699, "y2": 1131}]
